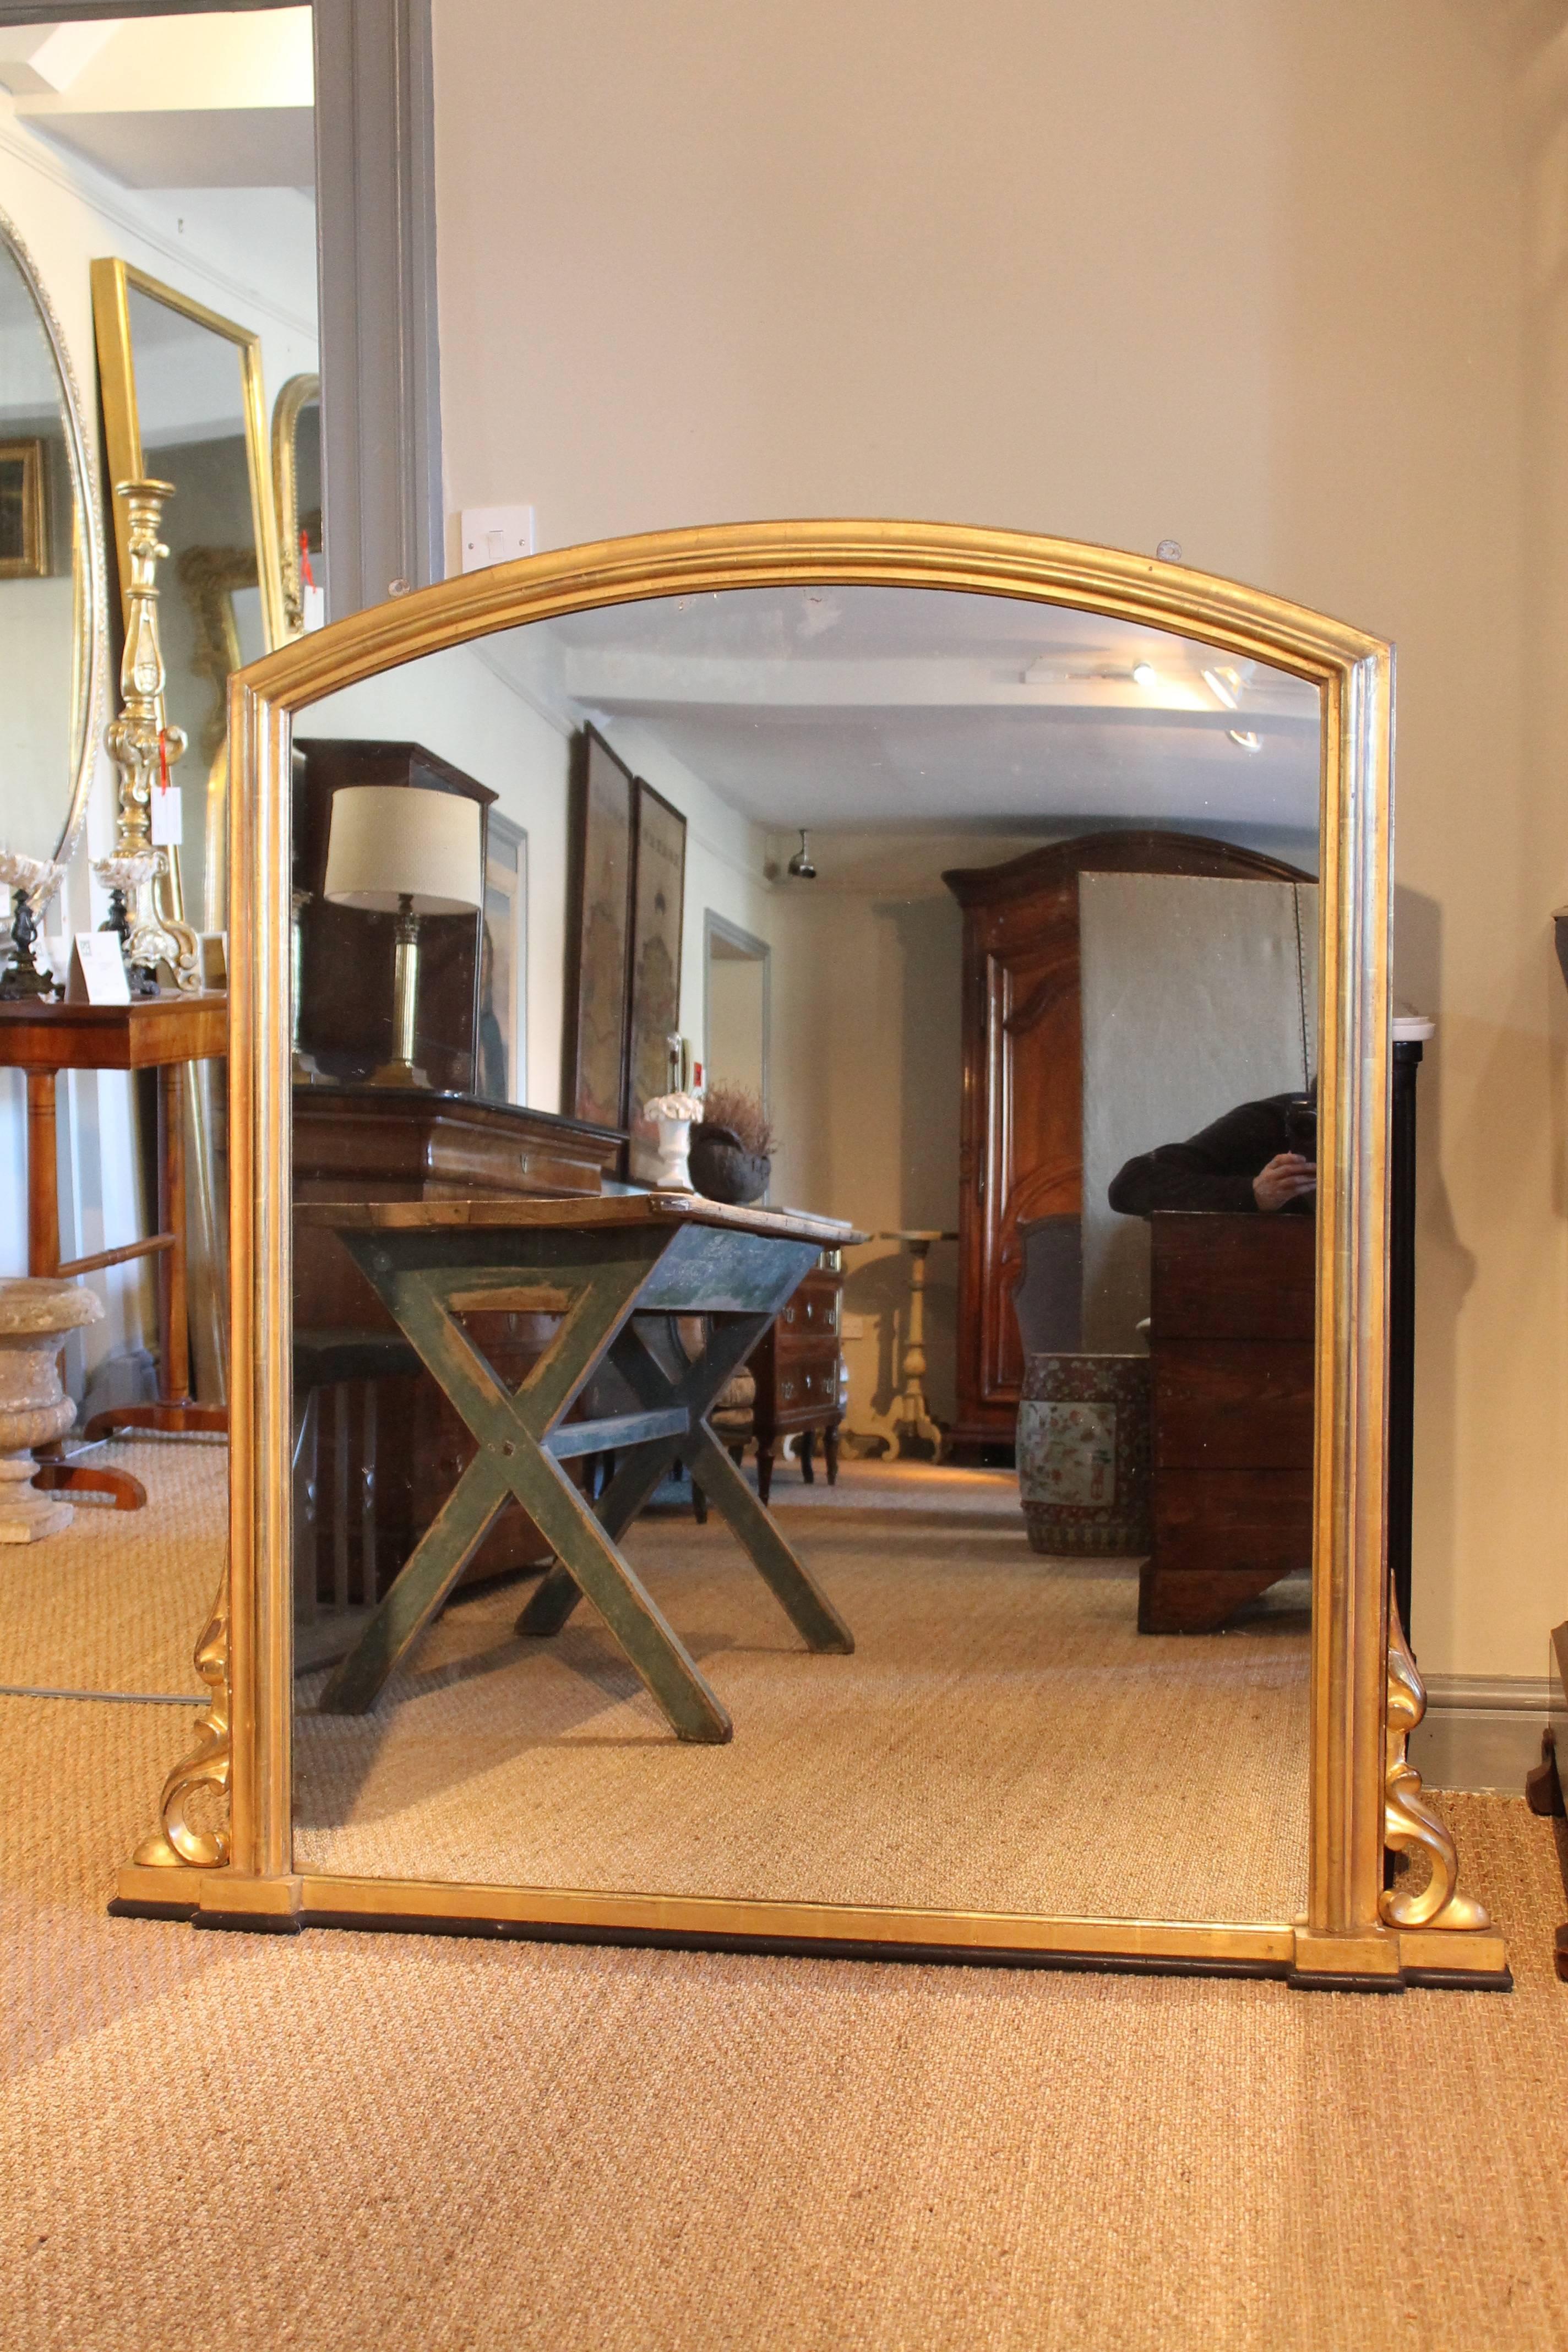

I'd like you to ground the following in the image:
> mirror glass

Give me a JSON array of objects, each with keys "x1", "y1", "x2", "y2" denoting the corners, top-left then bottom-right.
[
  {"x1": 114, "y1": 277, "x2": 272, "y2": 930},
  {"x1": 287, "y1": 583, "x2": 1321, "y2": 1926},
  {"x1": 0, "y1": 224, "x2": 92, "y2": 869},
  {"x1": 274, "y1": 375, "x2": 323, "y2": 634}
]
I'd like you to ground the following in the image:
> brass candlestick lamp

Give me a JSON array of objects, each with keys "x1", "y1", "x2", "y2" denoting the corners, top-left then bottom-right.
[
  {"x1": 92, "y1": 478, "x2": 202, "y2": 994},
  {"x1": 323, "y1": 785, "x2": 483, "y2": 1086}
]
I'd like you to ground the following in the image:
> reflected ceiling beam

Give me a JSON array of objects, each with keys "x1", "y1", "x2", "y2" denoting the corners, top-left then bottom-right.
[
  {"x1": 6, "y1": 9, "x2": 314, "y2": 187},
  {"x1": 556, "y1": 651, "x2": 1319, "y2": 725},
  {"x1": 0, "y1": 23, "x2": 114, "y2": 92}
]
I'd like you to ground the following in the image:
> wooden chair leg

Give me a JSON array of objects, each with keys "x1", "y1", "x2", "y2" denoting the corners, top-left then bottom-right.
[{"x1": 798, "y1": 1427, "x2": 815, "y2": 1484}]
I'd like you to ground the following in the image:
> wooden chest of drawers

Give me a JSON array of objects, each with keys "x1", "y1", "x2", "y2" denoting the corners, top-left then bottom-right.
[
  {"x1": 748, "y1": 1262, "x2": 845, "y2": 1504},
  {"x1": 1143, "y1": 1211, "x2": 1315, "y2": 1634}
]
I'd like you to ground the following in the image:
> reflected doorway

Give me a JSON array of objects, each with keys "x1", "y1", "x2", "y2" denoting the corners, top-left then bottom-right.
[{"x1": 704, "y1": 912, "x2": 770, "y2": 1119}]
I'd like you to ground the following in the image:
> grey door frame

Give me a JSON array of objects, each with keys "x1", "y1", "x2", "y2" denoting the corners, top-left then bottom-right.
[
  {"x1": 702, "y1": 911, "x2": 772, "y2": 1110},
  {"x1": 0, "y1": 0, "x2": 442, "y2": 614}
]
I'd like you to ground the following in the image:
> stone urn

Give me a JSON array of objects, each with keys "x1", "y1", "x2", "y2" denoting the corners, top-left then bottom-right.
[{"x1": 0, "y1": 1277, "x2": 104, "y2": 1543}]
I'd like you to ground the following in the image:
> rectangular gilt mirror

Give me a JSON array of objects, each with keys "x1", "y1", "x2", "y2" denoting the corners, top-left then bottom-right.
[
  {"x1": 90, "y1": 258, "x2": 287, "y2": 1410},
  {"x1": 113, "y1": 521, "x2": 1507, "y2": 1990},
  {"x1": 91, "y1": 256, "x2": 285, "y2": 932}
]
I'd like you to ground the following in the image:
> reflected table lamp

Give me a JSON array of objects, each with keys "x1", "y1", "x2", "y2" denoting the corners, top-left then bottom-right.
[{"x1": 323, "y1": 783, "x2": 483, "y2": 1087}]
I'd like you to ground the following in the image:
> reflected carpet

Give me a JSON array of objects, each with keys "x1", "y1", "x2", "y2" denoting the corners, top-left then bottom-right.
[{"x1": 293, "y1": 1461, "x2": 1312, "y2": 1923}]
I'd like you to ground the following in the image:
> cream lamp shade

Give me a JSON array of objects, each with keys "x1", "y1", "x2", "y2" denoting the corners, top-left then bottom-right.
[{"x1": 323, "y1": 785, "x2": 482, "y2": 915}]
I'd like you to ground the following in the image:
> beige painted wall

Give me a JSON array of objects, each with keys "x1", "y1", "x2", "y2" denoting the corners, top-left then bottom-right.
[
  {"x1": 765, "y1": 868, "x2": 964, "y2": 1446},
  {"x1": 432, "y1": 0, "x2": 1567, "y2": 1680}
]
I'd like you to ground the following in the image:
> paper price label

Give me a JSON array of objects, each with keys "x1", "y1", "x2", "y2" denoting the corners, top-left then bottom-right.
[
  {"x1": 69, "y1": 932, "x2": 131, "y2": 1005},
  {"x1": 150, "y1": 778, "x2": 182, "y2": 846}
]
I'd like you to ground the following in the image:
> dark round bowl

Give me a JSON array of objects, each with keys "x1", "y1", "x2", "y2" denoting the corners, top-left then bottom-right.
[{"x1": 689, "y1": 1130, "x2": 771, "y2": 1206}]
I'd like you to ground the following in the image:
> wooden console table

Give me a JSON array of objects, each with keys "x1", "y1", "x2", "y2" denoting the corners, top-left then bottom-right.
[
  {"x1": 0, "y1": 993, "x2": 228, "y2": 1509},
  {"x1": 293, "y1": 1086, "x2": 624, "y2": 1596},
  {"x1": 298, "y1": 1193, "x2": 861, "y2": 1739}
]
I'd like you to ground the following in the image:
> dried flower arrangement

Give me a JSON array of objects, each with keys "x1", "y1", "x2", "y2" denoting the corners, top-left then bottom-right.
[
  {"x1": 689, "y1": 1084, "x2": 775, "y2": 1206},
  {"x1": 696, "y1": 1082, "x2": 775, "y2": 1158}
]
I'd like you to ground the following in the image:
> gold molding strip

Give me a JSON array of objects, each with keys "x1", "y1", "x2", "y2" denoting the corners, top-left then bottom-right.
[{"x1": 107, "y1": 1861, "x2": 1514, "y2": 1985}]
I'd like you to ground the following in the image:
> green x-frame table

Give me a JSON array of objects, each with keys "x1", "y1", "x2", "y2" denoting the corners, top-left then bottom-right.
[{"x1": 298, "y1": 1193, "x2": 862, "y2": 1740}]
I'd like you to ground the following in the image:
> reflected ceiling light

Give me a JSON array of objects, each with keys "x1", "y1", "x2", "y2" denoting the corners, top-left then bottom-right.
[
  {"x1": 786, "y1": 828, "x2": 818, "y2": 879},
  {"x1": 1227, "y1": 729, "x2": 1263, "y2": 753},
  {"x1": 1131, "y1": 661, "x2": 1159, "y2": 689},
  {"x1": 1202, "y1": 666, "x2": 1241, "y2": 710}
]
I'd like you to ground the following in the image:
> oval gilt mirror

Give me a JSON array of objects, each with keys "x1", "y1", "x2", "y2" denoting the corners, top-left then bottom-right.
[{"x1": 0, "y1": 203, "x2": 106, "y2": 902}]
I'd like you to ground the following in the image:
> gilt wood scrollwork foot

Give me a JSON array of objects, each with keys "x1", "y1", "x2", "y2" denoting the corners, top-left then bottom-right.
[
  {"x1": 1381, "y1": 1600, "x2": 1490, "y2": 1932},
  {"x1": 133, "y1": 1571, "x2": 231, "y2": 1869}
]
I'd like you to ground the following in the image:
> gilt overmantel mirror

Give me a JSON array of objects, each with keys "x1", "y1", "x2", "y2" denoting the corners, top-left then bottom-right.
[{"x1": 114, "y1": 520, "x2": 1507, "y2": 1991}]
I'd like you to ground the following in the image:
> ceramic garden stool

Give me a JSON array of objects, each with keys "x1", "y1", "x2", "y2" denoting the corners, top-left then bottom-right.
[{"x1": 0, "y1": 1277, "x2": 102, "y2": 1543}]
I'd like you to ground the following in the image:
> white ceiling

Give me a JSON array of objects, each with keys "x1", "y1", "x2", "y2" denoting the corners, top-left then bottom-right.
[
  {"x1": 483, "y1": 584, "x2": 1322, "y2": 836},
  {"x1": 0, "y1": 11, "x2": 314, "y2": 189}
]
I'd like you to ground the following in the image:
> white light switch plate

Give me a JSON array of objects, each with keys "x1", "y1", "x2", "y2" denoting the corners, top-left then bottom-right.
[{"x1": 458, "y1": 505, "x2": 535, "y2": 572}]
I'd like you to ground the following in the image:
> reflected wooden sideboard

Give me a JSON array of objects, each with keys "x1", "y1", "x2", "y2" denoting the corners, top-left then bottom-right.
[{"x1": 1143, "y1": 1212, "x2": 1315, "y2": 1635}]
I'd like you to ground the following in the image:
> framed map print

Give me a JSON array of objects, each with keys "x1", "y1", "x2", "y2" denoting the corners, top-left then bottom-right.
[
  {"x1": 563, "y1": 726, "x2": 634, "y2": 1129},
  {"x1": 626, "y1": 777, "x2": 687, "y2": 1169}
]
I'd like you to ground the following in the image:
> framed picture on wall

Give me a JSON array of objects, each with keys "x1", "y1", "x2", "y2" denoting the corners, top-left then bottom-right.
[
  {"x1": 627, "y1": 776, "x2": 687, "y2": 1168},
  {"x1": 477, "y1": 810, "x2": 527, "y2": 1104},
  {"x1": 0, "y1": 438, "x2": 46, "y2": 578},
  {"x1": 563, "y1": 726, "x2": 635, "y2": 1129}
]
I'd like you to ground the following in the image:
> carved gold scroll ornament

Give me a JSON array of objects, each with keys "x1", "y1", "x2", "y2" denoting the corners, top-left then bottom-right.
[{"x1": 1381, "y1": 1602, "x2": 1489, "y2": 1931}]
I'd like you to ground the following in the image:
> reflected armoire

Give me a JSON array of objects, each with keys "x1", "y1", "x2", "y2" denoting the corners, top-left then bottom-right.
[{"x1": 941, "y1": 830, "x2": 1315, "y2": 1457}]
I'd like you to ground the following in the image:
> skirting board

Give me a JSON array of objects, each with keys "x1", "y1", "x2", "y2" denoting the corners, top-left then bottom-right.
[{"x1": 1408, "y1": 1674, "x2": 1553, "y2": 1794}]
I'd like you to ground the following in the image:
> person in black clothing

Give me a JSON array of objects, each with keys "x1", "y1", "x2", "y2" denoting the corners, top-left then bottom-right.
[{"x1": 1108, "y1": 1088, "x2": 1317, "y2": 1217}]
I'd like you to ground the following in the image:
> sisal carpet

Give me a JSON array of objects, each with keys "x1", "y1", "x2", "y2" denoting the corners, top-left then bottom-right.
[
  {"x1": 1, "y1": 1689, "x2": 1566, "y2": 2350},
  {"x1": 294, "y1": 1463, "x2": 1311, "y2": 1924},
  {"x1": 0, "y1": 1436, "x2": 225, "y2": 1700},
  {"x1": 6, "y1": 1446, "x2": 1565, "y2": 2350}
]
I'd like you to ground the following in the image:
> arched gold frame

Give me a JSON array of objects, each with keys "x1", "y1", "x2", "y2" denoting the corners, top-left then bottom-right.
[{"x1": 116, "y1": 520, "x2": 1508, "y2": 1989}]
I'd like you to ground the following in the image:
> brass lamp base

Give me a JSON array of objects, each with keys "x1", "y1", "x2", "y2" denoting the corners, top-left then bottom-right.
[{"x1": 368, "y1": 1057, "x2": 430, "y2": 1088}]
